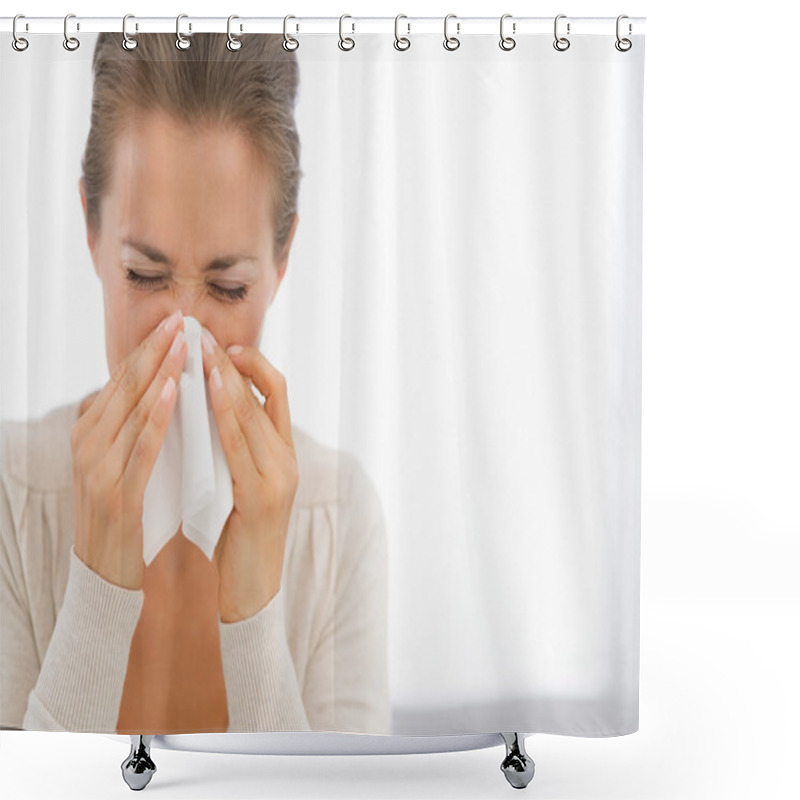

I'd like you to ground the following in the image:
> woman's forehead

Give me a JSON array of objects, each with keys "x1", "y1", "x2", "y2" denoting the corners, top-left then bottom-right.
[
  {"x1": 111, "y1": 111, "x2": 269, "y2": 195},
  {"x1": 104, "y1": 112, "x2": 274, "y2": 251}
]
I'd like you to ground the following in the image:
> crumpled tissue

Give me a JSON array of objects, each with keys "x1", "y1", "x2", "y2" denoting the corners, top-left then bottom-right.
[{"x1": 142, "y1": 315, "x2": 234, "y2": 565}]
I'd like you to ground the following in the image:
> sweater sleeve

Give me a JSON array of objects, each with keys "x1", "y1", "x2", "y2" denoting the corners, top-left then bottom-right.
[
  {"x1": 1, "y1": 516, "x2": 145, "y2": 733},
  {"x1": 22, "y1": 546, "x2": 144, "y2": 731},
  {"x1": 218, "y1": 587, "x2": 310, "y2": 732},
  {"x1": 302, "y1": 456, "x2": 392, "y2": 734}
]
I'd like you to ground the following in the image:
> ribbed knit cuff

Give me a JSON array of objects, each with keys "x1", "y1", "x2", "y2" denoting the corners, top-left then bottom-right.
[
  {"x1": 218, "y1": 588, "x2": 310, "y2": 732},
  {"x1": 26, "y1": 546, "x2": 144, "y2": 732}
]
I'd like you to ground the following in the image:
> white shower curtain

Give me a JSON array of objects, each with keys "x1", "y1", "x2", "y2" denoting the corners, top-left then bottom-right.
[{"x1": 1, "y1": 27, "x2": 643, "y2": 737}]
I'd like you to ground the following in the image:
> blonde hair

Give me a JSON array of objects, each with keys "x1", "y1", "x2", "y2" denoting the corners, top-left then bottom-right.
[{"x1": 81, "y1": 32, "x2": 302, "y2": 258}]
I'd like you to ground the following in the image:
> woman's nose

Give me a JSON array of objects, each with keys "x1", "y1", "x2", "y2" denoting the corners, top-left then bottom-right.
[
  {"x1": 173, "y1": 296, "x2": 201, "y2": 323},
  {"x1": 165, "y1": 283, "x2": 210, "y2": 326},
  {"x1": 161, "y1": 306, "x2": 203, "y2": 331}
]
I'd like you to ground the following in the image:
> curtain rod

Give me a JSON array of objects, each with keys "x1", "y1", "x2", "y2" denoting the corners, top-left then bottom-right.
[{"x1": 1, "y1": 16, "x2": 646, "y2": 37}]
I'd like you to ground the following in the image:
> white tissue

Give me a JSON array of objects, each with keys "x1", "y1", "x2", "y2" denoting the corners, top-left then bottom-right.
[{"x1": 142, "y1": 315, "x2": 234, "y2": 565}]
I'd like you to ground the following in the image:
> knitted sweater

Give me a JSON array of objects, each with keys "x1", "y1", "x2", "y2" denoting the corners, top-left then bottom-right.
[{"x1": 0, "y1": 397, "x2": 390, "y2": 734}]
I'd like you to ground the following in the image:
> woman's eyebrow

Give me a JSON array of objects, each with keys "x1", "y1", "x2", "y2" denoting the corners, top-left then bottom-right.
[{"x1": 122, "y1": 237, "x2": 257, "y2": 272}]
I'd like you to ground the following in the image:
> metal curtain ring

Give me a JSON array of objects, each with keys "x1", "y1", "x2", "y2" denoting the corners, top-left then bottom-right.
[
  {"x1": 122, "y1": 14, "x2": 138, "y2": 50},
  {"x1": 283, "y1": 15, "x2": 299, "y2": 51},
  {"x1": 12, "y1": 14, "x2": 29, "y2": 51},
  {"x1": 176, "y1": 13, "x2": 191, "y2": 50},
  {"x1": 227, "y1": 15, "x2": 242, "y2": 51},
  {"x1": 394, "y1": 14, "x2": 410, "y2": 51},
  {"x1": 339, "y1": 14, "x2": 355, "y2": 51},
  {"x1": 499, "y1": 13, "x2": 516, "y2": 51},
  {"x1": 553, "y1": 14, "x2": 571, "y2": 51},
  {"x1": 63, "y1": 13, "x2": 80, "y2": 51},
  {"x1": 615, "y1": 14, "x2": 632, "y2": 51},
  {"x1": 443, "y1": 13, "x2": 460, "y2": 51}
]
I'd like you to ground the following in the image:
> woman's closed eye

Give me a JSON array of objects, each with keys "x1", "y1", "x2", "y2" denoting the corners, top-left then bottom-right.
[{"x1": 124, "y1": 268, "x2": 249, "y2": 302}]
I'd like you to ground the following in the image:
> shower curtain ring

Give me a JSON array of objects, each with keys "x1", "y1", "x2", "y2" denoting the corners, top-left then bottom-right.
[
  {"x1": 122, "y1": 14, "x2": 138, "y2": 50},
  {"x1": 176, "y1": 13, "x2": 191, "y2": 50},
  {"x1": 394, "y1": 14, "x2": 411, "y2": 51},
  {"x1": 339, "y1": 14, "x2": 355, "y2": 51},
  {"x1": 283, "y1": 15, "x2": 299, "y2": 51},
  {"x1": 443, "y1": 14, "x2": 460, "y2": 51},
  {"x1": 553, "y1": 14, "x2": 571, "y2": 51},
  {"x1": 63, "y1": 14, "x2": 80, "y2": 51},
  {"x1": 499, "y1": 13, "x2": 516, "y2": 51},
  {"x1": 12, "y1": 14, "x2": 29, "y2": 52},
  {"x1": 227, "y1": 15, "x2": 242, "y2": 51},
  {"x1": 615, "y1": 15, "x2": 632, "y2": 51}
]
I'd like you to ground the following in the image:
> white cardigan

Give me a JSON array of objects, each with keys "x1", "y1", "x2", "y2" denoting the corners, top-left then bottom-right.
[{"x1": 0, "y1": 397, "x2": 390, "y2": 734}]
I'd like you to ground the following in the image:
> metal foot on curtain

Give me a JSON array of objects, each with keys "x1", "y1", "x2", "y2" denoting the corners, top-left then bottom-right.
[
  {"x1": 121, "y1": 735, "x2": 157, "y2": 791},
  {"x1": 500, "y1": 732, "x2": 535, "y2": 789}
]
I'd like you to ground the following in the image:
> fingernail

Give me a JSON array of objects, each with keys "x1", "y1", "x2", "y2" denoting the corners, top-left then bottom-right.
[
  {"x1": 170, "y1": 330, "x2": 185, "y2": 357},
  {"x1": 161, "y1": 376, "x2": 175, "y2": 402},
  {"x1": 164, "y1": 310, "x2": 182, "y2": 334},
  {"x1": 201, "y1": 327, "x2": 217, "y2": 356},
  {"x1": 211, "y1": 366, "x2": 223, "y2": 390},
  {"x1": 227, "y1": 345, "x2": 243, "y2": 356}
]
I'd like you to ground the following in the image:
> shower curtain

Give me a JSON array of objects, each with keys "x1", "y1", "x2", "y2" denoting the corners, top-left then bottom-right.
[{"x1": 0, "y1": 19, "x2": 644, "y2": 739}]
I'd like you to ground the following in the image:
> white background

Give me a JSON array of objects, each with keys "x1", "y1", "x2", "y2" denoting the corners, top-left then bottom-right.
[{"x1": 1, "y1": 1, "x2": 798, "y2": 799}]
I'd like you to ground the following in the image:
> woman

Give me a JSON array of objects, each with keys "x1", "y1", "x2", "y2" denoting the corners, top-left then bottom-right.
[{"x1": 0, "y1": 32, "x2": 390, "y2": 735}]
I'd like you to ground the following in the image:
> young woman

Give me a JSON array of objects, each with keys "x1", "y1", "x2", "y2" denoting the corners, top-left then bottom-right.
[{"x1": 0, "y1": 32, "x2": 390, "y2": 735}]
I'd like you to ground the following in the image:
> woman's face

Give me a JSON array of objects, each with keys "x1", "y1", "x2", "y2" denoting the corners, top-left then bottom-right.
[{"x1": 80, "y1": 108, "x2": 298, "y2": 375}]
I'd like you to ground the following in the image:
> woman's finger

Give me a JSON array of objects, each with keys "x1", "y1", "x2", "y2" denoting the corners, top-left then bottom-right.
[
  {"x1": 225, "y1": 345, "x2": 294, "y2": 450},
  {"x1": 78, "y1": 390, "x2": 100, "y2": 417},
  {"x1": 80, "y1": 310, "x2": 185, "y2": 449},
  {"x1": 201, "y1": 330, "x2": 276, "y2": 477},
  {"x1": 202, "y1": 358, "x2": 261, "y2": 490},
  {"x1": 109, "y1": 322, "x2": 187, "y2": 479},
  {"x1": 121, "y1": 367, "x2": 181, "y2": 507}
]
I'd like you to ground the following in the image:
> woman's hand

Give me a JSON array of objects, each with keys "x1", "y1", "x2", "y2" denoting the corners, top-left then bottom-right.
[
  {"x1": 199, "y1": 329, "x2": 299, "y2": 623},
  {"x1": 71, "y1": 310, "x2": 187, "y2": 590}
]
